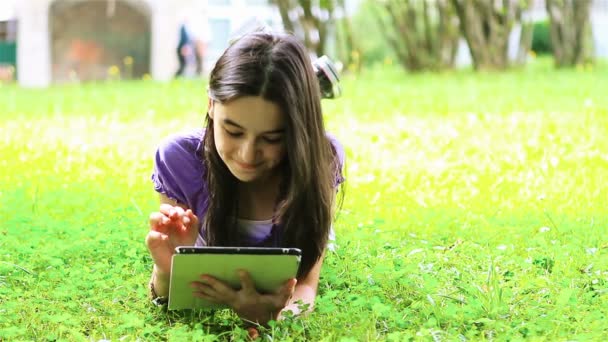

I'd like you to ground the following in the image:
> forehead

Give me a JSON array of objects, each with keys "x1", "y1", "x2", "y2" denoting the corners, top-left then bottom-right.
[{"x1": 215, "y1": 96, "x2": 285, "y2": 132}]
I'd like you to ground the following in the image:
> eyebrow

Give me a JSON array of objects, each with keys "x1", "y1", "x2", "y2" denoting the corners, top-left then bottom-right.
[{"x1": 223, "y1": 119, "x2": 285, "y2": 134}]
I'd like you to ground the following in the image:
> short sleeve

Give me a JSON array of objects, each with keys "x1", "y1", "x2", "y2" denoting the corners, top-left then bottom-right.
[
  {"x1": 151, "y1": 131, "x2": 207, "y2": 210},
  {"x1": 327, "y1": 134, "x2": 346, "y2": 187},
  {"x1": 327, "y1": 135, "x2": 344, "y2": 251}
]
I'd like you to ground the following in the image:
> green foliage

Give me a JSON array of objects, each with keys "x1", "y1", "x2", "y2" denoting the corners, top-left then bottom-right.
[
  {"x1": 349, "y1": 0, "x2": 395, "y2": 67},
  {"x1": 1, "y1": 61, "x2": 608, "y2": 340},
  {"x1": 532, "y1": 20, "x2": 552, "y2": 55}
]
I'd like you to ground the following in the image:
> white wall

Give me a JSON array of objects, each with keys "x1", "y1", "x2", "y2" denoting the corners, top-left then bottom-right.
[
  {"x1": 15, "y1": 0, "x2": 51, "y2": 87},
  {"x1": 204, "y1": 0, "x2": 282, "y2": 73},
  {"x1": 591, "y1": 10, "x2": 608, "y2": 58}
]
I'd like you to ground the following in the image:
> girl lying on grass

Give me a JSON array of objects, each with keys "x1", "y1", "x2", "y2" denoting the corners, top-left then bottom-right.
[{"x1": 145, "y1": 31, "x2": 345, "y2": 326}]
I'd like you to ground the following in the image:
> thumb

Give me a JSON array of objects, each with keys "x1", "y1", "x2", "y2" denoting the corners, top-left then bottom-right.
[
  {"x1": 185, "y1": 209, "x2": 198, "y2": 227},
  {"x1": 280, "y1": 278, "x2": 297, "y2": 297},
  {"x1": 238, "y1": 270, "x2": 257, "y2": 294},
  {"x1": 146, "y1": 230, "x2": 168, "y2": 249},
  {"x1": 180, "y1": 209, "x2": 197, "y2": 231},
  {"x1": 272, "y1": 278, "x2": 297, "y2": 309}
]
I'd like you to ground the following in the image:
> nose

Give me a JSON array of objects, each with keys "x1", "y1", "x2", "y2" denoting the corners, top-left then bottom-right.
[{"x1": 239, "y1": 139, "x2": 259, "y2": 164}]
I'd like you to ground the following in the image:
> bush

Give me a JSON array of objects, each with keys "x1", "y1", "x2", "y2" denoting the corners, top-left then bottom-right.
[
  {"x1": 531, "y1": 20, "x2": 552, "y2": 55},
  {"x1": 350, "y1": 0, "x2": 395, "y2": 67}
]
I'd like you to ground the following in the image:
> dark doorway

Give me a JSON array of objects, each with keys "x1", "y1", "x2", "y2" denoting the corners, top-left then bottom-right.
[
  {"x1": 0, "y1": 19, "x2": 17, "y2": 82},
  {"x1": 50, "y1": 0, "x2": 151, "y2": 82}
]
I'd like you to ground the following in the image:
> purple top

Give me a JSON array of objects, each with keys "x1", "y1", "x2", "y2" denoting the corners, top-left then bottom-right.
[{"x1": 151, "y1": 129, "x2": 345, "y2": 246}]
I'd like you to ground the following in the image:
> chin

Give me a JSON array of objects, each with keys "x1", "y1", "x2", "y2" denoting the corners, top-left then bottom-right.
[
  {"x1": 233, "y1": 173, "x2": 259, "y2": 182},
  {"x1": 228, "y1": 166, "x2": 260, "y2": 182}
]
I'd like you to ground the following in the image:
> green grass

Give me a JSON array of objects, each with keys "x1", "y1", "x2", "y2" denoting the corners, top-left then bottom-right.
[{"x1": 1, "y1": 58, "x2": 607, "y2": 340}]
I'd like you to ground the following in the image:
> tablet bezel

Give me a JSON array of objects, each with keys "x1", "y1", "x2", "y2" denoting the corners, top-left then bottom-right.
[{"x1": 175, "y1": 246, "x2": 302, "y2": 256}]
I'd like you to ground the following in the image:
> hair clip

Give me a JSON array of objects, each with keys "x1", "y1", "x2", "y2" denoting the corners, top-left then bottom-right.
[
  {"x1": 313, "y1": 55, "x2": 341, "y2": 99},
  {"x1": 226, "y1": 17, "x2": 341, "y2": 99}
]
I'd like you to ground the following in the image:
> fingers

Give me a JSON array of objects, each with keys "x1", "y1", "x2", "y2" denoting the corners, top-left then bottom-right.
[
  {"x1": 145, "y1": 231, "x2": 173, "y2": 274},
  {"x1": 277, "y1": 278, "x2": 297, "y2": 296},
  {"x1": 159, "y1": 204, "x2": 183, "y2": 220},
  {"x1": 191, "y1": 285, "x2": 224, "y2": 304},
  {"x1": 179, "y1": 209, "x2": 195, "y2": 228},
  {"x1": 158, "y1": 205, "x2": 194, "y2": 230},
  {"x1": 185, "y1": 209, "x2": 199, "y2": 228},
  {"x1": 145, "y1": 230, "x2": 168, "y2": 247},
  {"x1": 151, "y1": 205, "x2": 197, "y2": 235},
  {"x1": 271, "y1": 278, "x2": 297, "y2": 308},
  {"x1": 192, "y1": 292, "x2": 223, "y2": 303},
  {"x1": 149, "y1": 212, "x2": 171, "y2": 233},
  {"x1": 191, "y1": 282, "x2": 217, "y2": 297},
  {"x1": 238, "y1": 270, "x2": 257, "y2": 294},
  {"x1": 191, "y1": 276, "x2": 236, "y2": 306}
]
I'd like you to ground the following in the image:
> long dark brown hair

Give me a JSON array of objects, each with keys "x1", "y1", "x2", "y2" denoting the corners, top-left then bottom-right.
[{"x1": 202, "y1": 32, "x2": 343, "y2": 278}]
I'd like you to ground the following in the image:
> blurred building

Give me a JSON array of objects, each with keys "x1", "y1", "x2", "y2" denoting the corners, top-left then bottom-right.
[
  {"x1": 2, "y1": 0, "x2": 281, "y2": 87},
  {"x1": 0, "y1": 1, "x2": 17, "y2": 82}
]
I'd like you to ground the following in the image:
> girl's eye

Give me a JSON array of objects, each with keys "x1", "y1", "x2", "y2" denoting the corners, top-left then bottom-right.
[
  {"x1": 224, "y1": 129, "x2": 243, "y2": 137},
  {"x1": 263, "y1": 136, "x2": 283, "y2": 144}
]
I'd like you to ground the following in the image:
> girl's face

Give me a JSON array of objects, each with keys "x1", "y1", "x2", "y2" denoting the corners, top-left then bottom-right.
[{"x1": 209, "y1": 96, "x2": 286, "y2": 183}]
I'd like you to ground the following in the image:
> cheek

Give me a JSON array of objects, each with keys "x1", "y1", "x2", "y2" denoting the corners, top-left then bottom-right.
[
  {"x1": 266, "y1": 145, "x2": 286, "y2": 164},
  {"x1": 212, "y1": 126, "x2": 228, "y2": 156}
]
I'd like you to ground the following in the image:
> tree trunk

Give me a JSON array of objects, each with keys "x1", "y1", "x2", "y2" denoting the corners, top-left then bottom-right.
[
  {"x1": 437, "y1": 0, "x2": 460, "y2": 67},
  {"x1": 374, "y1": 0, "x2": 459, "y2": 72},
  {"x1": 516, "y1": 21, "x2": 534, "y2": 66},
  {"x1": 372, "y1": 2, "x2": 410, "y2": 71},
  {"x1": 451, "y1": 0, "x2": 522, "y2": 70},
  {"x1": 545, "y1": 0, "x2": 593, "y2": 68},
  {"x1": 514, "y1": 3, "x2": 533, "y2": 67},
  {"x1": 270, "y1": 0, "x2": 335, "y2": 56},
  {"x1": 272, "y1": 0, "x2": 296, "y2": 34}
]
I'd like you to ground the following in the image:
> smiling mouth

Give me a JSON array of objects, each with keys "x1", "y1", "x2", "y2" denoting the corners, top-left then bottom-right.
[{"x1": 235, "y1": 161, "x2": 258, "y2": 170}]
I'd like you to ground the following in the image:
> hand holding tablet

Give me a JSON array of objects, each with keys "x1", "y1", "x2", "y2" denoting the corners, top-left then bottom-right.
[{"x1": 168, "y1": 247, "x2": 302, "y2": 310}]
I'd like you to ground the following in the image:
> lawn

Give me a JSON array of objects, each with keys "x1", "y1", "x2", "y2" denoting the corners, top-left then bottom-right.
[{"x1": 1, "y1": 59, "x2": 607, "y2": 340}]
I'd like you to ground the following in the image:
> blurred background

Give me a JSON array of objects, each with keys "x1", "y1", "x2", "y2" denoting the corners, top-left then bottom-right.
[
  {"x1": 2, "y1": 3, "x2": 608, "y2": 340},
  {"x1": 0, "y1": 0, "x2": 606, "y2": 87}
]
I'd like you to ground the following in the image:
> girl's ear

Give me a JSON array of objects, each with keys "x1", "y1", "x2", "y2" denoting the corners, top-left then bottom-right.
[{"x1": 207, "y1": 98, "x2": 214, "y2": 119}]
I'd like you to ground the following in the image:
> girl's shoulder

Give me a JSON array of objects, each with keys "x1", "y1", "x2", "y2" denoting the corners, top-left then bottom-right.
[
  {"x1": 155, "y1": 128, "x2": 206, "y2": 180},
  {"x1": 152, "y1": 129, "x2": 207, "y2": 207},
  {"x1": 326, "y1": 133, "x2": 345, "y2": 167},
  {"x1": 326, "y1": 133, "x2": 346, "y2": 187},
  {"x1": 157, "y1": 129, "x2": 205, "y2": 157}
]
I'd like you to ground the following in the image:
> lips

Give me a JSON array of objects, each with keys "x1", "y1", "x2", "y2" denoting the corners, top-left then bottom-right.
[{"x1": 235, "y1": 161, "x2": 258, "y2": 171}]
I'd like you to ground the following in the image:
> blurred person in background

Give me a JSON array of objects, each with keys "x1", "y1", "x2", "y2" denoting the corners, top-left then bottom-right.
[{"x1": 175, "y1": 17, "x2": 209, "y2": 78}]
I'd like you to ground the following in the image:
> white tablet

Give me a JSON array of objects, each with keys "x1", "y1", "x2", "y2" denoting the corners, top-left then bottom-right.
[{"x1": 168, "y1": 246, "x2": 302, "y2": 310}]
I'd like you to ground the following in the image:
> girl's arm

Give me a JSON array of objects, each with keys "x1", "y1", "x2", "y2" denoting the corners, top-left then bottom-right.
[
  {"x1": 148, "y1": 194, "x2": 198, "y2": 299},
  {"x1": 279, "y1": 188, "x2": 338, "y2": 318},
  {"x1": 279, "y1": 252, "x2": 325, "y2": 318}
]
